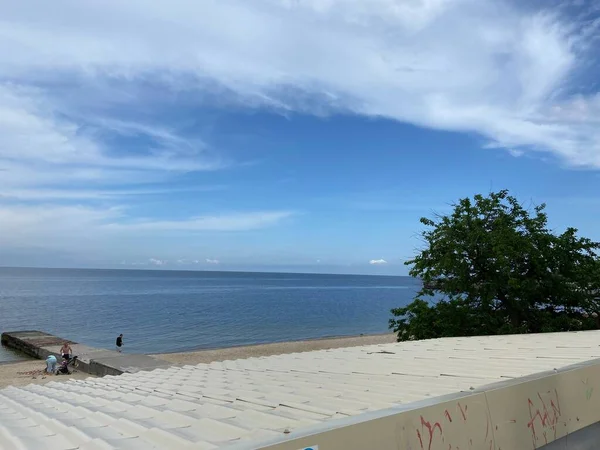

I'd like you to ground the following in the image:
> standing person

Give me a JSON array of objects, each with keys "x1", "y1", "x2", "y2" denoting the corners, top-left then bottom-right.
[
  {"x1": 60, "y1": 342, "x2": 73, "y2": 360},
  {"x1": 116, "y1": 334, "x2": 123, "y2": 352}
]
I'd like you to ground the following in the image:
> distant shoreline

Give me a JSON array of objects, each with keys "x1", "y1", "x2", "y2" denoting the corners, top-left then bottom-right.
[
  {"x1": 0, "y1": 265, "x2": 411, "y2": 278},
  {"x1": 155, "y1": 332, "x2": 397, "y2": 365}
]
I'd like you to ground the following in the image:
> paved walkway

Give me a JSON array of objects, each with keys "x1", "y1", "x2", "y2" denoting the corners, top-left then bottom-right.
[{"x1": 1, "y1": 331, "x2": 172, "y2": 376}]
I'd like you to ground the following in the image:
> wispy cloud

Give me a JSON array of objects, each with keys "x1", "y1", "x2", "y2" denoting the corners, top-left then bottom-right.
[
  {"x1": 86, "y1": 117, "x2": 205, "y2": 153},
  {"x1": 1, "y1": 0, "x2": 598, "y2": 166},
  {"x1": 105, "y1": 211, "x2": 295, "y2": 232},
  {"x1": 0, "y1": 204, "x2": 295, "y2": 250},
  {"x1": 0, "y1": 186, "x2": 226, "y2": 201},
  {"x1": 205, "y1": 258, "x2": 220, "y2": 265},
  {"x1": 0, "y1": 84, "x2": 224, "y2": 197},
  {"x1": 1, "y1": 0, "x2": 599, "y2": 270}
]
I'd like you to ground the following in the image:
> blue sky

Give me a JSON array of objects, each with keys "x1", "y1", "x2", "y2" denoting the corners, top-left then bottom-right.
[{"x1": 0, "y1": 0, "x2": 599, "y2": 275}]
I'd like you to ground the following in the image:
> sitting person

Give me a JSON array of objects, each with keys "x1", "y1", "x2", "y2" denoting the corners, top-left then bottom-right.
[
  {"x1": 46, "y1": 355, "x2": 57, "y2": 374},
  {"x1": 60, "y1": 342, "x2": 73, "y2": 360},
  {"x1": 56, "y1": 359, "x2": 71, "y2": 375}
]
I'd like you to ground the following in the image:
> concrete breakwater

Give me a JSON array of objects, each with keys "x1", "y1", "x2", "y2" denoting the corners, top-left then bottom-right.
[{"x1": 0, "y1": 330, "x2": 172, "y2": 376}]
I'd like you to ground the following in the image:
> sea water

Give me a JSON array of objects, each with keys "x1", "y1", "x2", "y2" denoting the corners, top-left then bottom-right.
[{"x1": 0, "y1": 268, "x2": 419, "y2": 362}]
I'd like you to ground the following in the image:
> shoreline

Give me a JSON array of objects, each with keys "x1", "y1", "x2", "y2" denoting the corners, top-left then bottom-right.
[
  {"x1": 155, "y1": 332, "x2": 397, "y2": 365},
  {"x1": 153, "y1": 331, "x2": 393, "y2": 355},
  {"x1": 0, "y1": 333, "x2": 397, "y2": 388},
  {"x1": 0, "y1": 266, "x2": 408, "y2": 279}
]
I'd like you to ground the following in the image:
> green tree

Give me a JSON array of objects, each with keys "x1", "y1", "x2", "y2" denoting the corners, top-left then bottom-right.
[{"x1": 390, "y1": 190, "x2": 600, "y2": 341}]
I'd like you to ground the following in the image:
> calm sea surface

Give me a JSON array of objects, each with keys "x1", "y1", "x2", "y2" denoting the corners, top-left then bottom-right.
[{"x1": 0, "y1": 268, "x2": 419, "y2": 362}]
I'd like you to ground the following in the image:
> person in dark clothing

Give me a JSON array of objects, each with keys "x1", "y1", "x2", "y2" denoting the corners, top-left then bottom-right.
[{"x1": 116, "y1": 334, "x2": 123, "y2": 352}]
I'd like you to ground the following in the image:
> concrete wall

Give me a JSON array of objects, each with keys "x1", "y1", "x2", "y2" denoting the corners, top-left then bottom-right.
[
  {"x1": 2, "y1": 330, "x2": 171, "y2": 377},
  {"x1": 250, "y1": 359, "x2": 600, "y2": 450},
  {"x1": 1, "y1": 331, "x2": 95, "y2": 374},
  {"x1": 1, "y1": 331, "x2": 67, "y2": 359}
]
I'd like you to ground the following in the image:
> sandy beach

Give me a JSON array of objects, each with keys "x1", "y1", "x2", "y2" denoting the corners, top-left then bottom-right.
[
  {"x1": 0, "y1": 360, "x2": 94, "y2": 389},
  {"x1": 0, "y1": 334, "x2": 395, "y2": 389},
  {"x1": 156, "y1": 333, "x2": 397, "y2": 365}
]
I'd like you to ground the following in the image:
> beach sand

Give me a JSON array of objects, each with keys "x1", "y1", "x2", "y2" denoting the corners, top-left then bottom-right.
[
  {"x1": 156, "y1": 333, "x2": 397, "y2": 365},
  {"x1": 0, "y1": 360, "x2": 94, "y2": 389},
  {"x1": 0, "y1": 334, "x2": 396, "y2": 388}
]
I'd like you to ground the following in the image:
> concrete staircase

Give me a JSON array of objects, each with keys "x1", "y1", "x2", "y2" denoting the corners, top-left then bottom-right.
[
  {"x1": 0, "y1": 352, "x2": 402, "y2": 449},
  {"x1": 3, "y1": 332, "x2": 600, "y2": 449}
]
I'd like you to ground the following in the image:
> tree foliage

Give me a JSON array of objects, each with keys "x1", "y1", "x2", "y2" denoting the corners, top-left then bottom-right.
[{"x1": 390, "y1": 190, "x2": 600, "y2": 341}]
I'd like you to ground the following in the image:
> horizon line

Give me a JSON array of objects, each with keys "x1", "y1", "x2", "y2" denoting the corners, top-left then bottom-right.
[{"x1": 0, "y1": 265, "x2": 412, "y2": 279}]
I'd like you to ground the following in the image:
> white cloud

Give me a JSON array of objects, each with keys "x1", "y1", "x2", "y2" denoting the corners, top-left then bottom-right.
[
  {"x1": 0, "y1": 204, "x2": 123, "y2": 244},
  {"x1": 205, "y1": 259, "x2": 220, "y2": 265},
  {"x1": 0, "y1": 0, "x2": 598, "y2": 166},
  {"x1": 149, "y1": 258, "x2": 166, "y2": 266},
  {"x1": 1, "y1": 0, "x2": 599, "y2": 269},
  {"x1": 0, "y1": 204, "x2": 294, "y2": 251},
  {"x1": 0, "y1": 84, "x2": 224, "y2": 196},
  {"x1": 369, "y1": 259, "x2": 388, "y2": 265}
]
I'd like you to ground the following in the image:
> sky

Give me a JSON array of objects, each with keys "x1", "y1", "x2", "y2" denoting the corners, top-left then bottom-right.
[{"x1": 0, "y1": 0, "x2": 600, "y2": 275}]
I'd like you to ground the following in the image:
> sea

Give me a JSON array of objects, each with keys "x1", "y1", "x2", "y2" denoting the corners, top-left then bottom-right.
[{"x1": 0, "y1": 267, "x2": 420, "y2": 363}]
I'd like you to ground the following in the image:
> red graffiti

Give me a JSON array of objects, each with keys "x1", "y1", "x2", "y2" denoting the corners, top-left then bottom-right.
[
  {"x1": 417, "y1": 429, "x2": 423, "y2": 449},
  {"x1": 457, "y1": 402, "x2": 467, "y2": 421},
  {"x1": 410, "y1": 405, "x2": 495, "y2": 450},
  {"x1": 526, "y1": 389, "x2": 561, "y2": 448},
  {"x1": 417, "y1": 415, "x2": 443, "y2": 450},
  {"x1": 445, "y1": 409, "x2": 453, "y2": 422}
]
